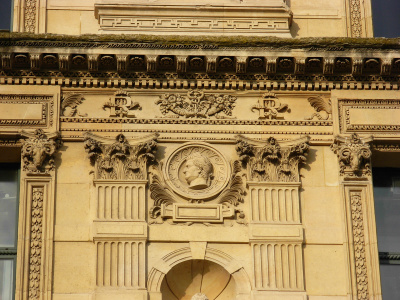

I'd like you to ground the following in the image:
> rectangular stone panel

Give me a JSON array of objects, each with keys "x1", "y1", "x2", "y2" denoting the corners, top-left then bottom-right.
[
  {"x1": 93, "y1": 221, "x2": 147, "y2": 239},
  {"x1": 250, "y1": 225, "x2": 303, "y2": 242},
  {"x1": 0, "y1": 85, "x2": 60, "y2": 132},
  {"x1": 338, "y1": 99, "x2": 400, "y2": 133},
  {"x1": 173, "y1": 204, "x2": 223, "y2": 223}
]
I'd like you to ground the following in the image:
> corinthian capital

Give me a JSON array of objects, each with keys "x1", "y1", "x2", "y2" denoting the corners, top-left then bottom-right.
[
  {"x1": 84, "y1": 132, "x2": 158, "y2": 180},
  {"x1": 235, "y1": 135, "x2": 310, "y2": 183}
]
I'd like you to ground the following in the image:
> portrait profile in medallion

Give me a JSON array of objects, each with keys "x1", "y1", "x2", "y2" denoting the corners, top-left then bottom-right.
[
  {"x1": 164, "y1": 143, "x2": 230, "y2": 200},
  {"x1": 183, "y1": 152, "x2": 213, "y2": 190}
]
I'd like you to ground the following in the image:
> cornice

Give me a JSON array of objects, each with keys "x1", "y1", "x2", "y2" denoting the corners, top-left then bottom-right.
[{"x1": 1, "y1": 33, "x2": 400, "y2": 50}]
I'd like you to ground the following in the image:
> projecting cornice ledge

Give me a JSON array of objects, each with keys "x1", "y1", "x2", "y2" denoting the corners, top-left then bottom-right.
[{"x1": 0, "y1": 33, "x2": 400, "y2": 50}]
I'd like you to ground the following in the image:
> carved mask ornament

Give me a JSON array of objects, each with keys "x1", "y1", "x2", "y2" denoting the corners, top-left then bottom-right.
[
  {"x1": 331, "y1": 133, "x2": 373, "y2": 177},
  {"x1": 20, "y1": 129, "x2": 61, "y2": 173}
]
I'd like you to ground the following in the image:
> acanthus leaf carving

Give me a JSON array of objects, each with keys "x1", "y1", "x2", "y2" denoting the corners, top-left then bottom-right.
[
  {"x1": 20, "y1": 129, "x2": 61, "y2": 174},
  {"x1": 216, "y1": 160, "x2": 247, "y2": 224},
  {"x1": 251, "y1": 92, "x2": 290, "y2": 120},
  {"x1": 84, "y1": 132, "x2": 158, "y2": 180},
  {"x1": 155, "y1": 89, "x2": 237, "y2": 119},
  {"x1": 331, "y1": 133, "x2": 373, "y2": 178},
  {"x1": 305, "y1": 95, "x2": 332, "y2": 120},
  {"x1": 148, "y1": 163, "x2": 177, "y2": 224},
  {"x1": 236, "y1": 135, "x2": 310, "y2": 183}
]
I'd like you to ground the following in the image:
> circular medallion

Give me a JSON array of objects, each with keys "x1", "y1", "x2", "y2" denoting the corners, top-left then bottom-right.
[{"x1": 164, "y1": 143, "x2": 231, "y2": 200}]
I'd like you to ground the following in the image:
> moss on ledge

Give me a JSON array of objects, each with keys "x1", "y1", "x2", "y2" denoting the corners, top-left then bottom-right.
[{"x1": 0, "y1": 32, "x2": 399, "y2": 50}]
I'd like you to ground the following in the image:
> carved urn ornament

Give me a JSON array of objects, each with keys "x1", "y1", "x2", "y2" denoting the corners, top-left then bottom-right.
[
  {"x1": 20, "y1": 129, "x2": 61, "y2": 173},
  {"x1": 84, "y1": 132, "x2": 158, "y2": 180},
  {"x1": 331, "y1": 133, "x2": 373, "y2": 177},
  {"x1": 236, "y1": 135, "x2": 310, "y2": 182}
]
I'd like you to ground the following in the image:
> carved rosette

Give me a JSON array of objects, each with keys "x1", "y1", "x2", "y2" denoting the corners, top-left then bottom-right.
[
  {"x1": 20, "y1": 129, "x2": 61, "y2": 174},
  {"x1": 84, "y1": 132, "x2": 158, "y2": 180},
  {"x1": 331, "y1": 133, "x2": 373, "y2": 178},
  {"x1": 235, "y1": 135, "x2": 310, "y2": 183},
  {"x1": 155, "y1": 89, "x2": 237, "y2": 119}
]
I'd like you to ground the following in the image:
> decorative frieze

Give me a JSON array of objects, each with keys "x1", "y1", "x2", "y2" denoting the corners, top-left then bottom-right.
[
  {"x1": 331, "y1": 133, "x2": 372, "y2": 178},
  {"x1": 84, "y1": 132, "x2": 158, "y2": 180},
  {"x1": 20, "y1": 129, "x2": 61, "y2": 174},
  {"x1": 236, "y1": 135, "x2": 310, "y2": 183}
]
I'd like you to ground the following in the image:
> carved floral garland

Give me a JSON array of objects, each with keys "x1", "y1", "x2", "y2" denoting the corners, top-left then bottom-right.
[
  {"x1": 28, "y1": 187, "x2": 44, "y2": 300},
  {"x1": 350, "y1": 192, "x2": 368, "y2": 299},
  {"x1": 156, "y1": 90, "x2": 237, "y2": 119}
]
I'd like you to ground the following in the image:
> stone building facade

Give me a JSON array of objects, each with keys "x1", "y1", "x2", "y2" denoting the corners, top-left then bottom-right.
[{"x1": 0, "y1": 0, "x2": 399, "y2": 299}]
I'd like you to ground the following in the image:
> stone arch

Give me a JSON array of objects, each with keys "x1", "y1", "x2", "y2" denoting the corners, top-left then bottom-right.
[{"x1": 147, "y1": 246, "x2": 251, "y2": 298}]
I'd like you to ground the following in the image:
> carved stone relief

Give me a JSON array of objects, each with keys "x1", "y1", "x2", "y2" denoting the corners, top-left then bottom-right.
[
  {"x1": 20, "y1": 129, "x2": 61, "y2": 174},
  {"x1": 155, "y1": 89, "x2": 237, "y2": 119},
  {"x1": 163, "y1": 143, "x2": 231, "y2": 200},
  {"x1": 103, "y1": 89, "x2": 141, "y2": 118},
  {"x1": 236, "y1": 135, "x2": 310, "y2": 183},
  {"x1": 331, "y1": 133, "x2": 373, "y2": 178},
  {"x1": 251, "y1": 92, "x2": 290, "y2": 120},
  {"x1": 305, "y1": 95, "x2": 332, "y2": 120},
  {"x1": 149, "y1": 143, "x2": 246, "y2": 225},
  {"x1": 84, "y1": 132, "x2": 158, "y2": 180},
  {"x1": 29, "y1": 187, "x2": 44, "y2": 299},
  {"x1": 61, "y1": 93, "x2": 87, "y2": 117}
]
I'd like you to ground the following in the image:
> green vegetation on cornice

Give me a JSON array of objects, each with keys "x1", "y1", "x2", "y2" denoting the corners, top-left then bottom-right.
[{"x1": 0, "y1": 31, "x2": 400, "y2": 49}]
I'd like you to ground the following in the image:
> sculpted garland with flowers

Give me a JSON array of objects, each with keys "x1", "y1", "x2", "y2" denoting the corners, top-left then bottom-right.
[{"x1": 155, "y1": 89, "x2": 237, "y2": 119}]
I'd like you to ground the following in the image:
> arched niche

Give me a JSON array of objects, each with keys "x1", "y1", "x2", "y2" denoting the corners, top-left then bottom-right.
[{"x1": 148, "y1": 247, "x2": 251, "y2": 300}]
